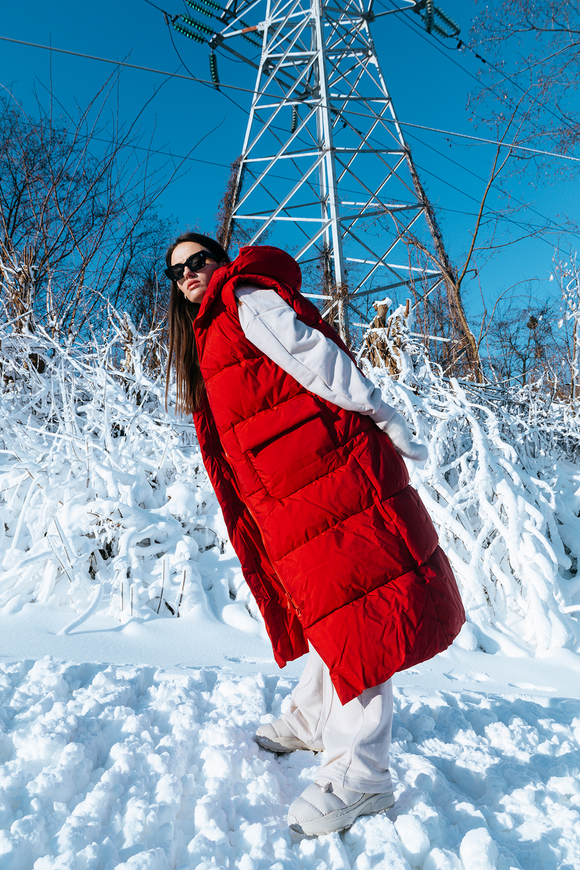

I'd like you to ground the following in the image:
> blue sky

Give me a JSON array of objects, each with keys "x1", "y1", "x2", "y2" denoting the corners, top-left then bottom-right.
[{"x1": 1, "y1": 0, "x2": 579, "y2": 323}]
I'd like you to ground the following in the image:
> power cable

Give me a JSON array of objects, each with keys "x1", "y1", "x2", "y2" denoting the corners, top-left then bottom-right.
[
  {"x1": 141, "y1": 0, "x2": 173, "y2": 12},
  {"x1": 4, "y1": 35, "x2": 580, "y2": 163},
  {"x1": 7, "y1": 107, "x2": 574, "y2": 242},
  {"x1": 412, "y1": 157, "x2": 570, "y2": 254},
  {"x1": 374, "y1": 0, "x2": 484, "y2": 87},
  {"x1": 165, "y1": 21, "x2": 247, "y2": 114},
  {"x1": 0, "y1": 34, "x2": 258, "y2": 96},
  {"x1": 448, "y1": 36, "x2": 579, "y2": 138},
  {"x1": 3, "y1": 29, "x2": 579, "y2": 240},
  {"x1": 4, "y1": 6, "x2": 576, "y2": 295},
  {"x1": 376, "y1": 0, "x2": 579, "y2": 150},
  {"x1": 403, "y1": 129, "x2": 580, "y2": 242},
  {"x1": 2, "y1": 91, "x2": 529, "y2": 228},
  {"x1": 388, "y1": 118, "x2": 580, "y2": 163},
  {"x1": 150, "y1": 2, "x2": 580, "y2": 273},
  {"x1": 363, "y1": 116, "x2": 580, "y2": 243},
  {"x1": 362, "y1": 5, "x2": 580, "y2": 241}
]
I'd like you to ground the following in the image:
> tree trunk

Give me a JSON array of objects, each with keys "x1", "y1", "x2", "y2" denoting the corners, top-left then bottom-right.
[{"x1": 406, "y1": 154, "x2": 484, "y2": 382}]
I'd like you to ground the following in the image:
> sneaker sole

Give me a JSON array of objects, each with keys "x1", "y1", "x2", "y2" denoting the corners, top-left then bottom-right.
[
  {"x1": 255, "y1": 735, "x2": 318, "y2": 754},
  {"x1": 289, "y1": 791, "x2": 395, "y2": 836}
]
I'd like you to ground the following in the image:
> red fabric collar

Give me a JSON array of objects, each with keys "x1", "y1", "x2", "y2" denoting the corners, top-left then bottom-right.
[{"x1": 196, "y1": 245, "x2": 301, "y2": 326}]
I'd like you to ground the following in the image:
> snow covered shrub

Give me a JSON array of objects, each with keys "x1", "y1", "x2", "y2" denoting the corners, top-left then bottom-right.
[
  {"x1": 554, "y1": 252, "x2": 580, "y2": 410},
  {"x1": 0, "y1": 321, "x2": 260, "y2": 628},
  {"x1": 362, "y1": 326, "x2": 580, "y2": 657},
  {"x1": 2, "y1": 300, "x2": 580, "y2": 658}
]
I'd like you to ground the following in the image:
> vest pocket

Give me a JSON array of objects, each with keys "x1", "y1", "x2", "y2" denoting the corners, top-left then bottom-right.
[{"x1": 234, "y1": 394, "x2": 338, "y2": 499}]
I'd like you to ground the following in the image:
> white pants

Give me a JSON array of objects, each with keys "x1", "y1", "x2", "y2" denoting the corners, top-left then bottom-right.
[{"x1": 282, "y1": 647, "x2": 394, "y2": 794}]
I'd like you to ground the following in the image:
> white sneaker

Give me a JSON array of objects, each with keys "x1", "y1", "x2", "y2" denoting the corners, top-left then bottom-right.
[
  {"x1": 287, "y1": 781, "x2": 395, "y2": 836},
  {"x1": 255, "y1": 719, "x2": 319, "y2": 753}
]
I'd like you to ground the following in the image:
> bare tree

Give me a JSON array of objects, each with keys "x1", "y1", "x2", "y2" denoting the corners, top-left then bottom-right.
[
  {"x1": 0, "y1": 86, "x2": 178, "y2": 339},
  {"x1": 214, "y1": 155, "x2": 271, "y2": 256},
  {"x1": 387, "y1": 100, "x2": 539, "y2": 384},
  {"x1": 484, "y1": 287, "x2": 565, "y2": 392},
  {"x1": 470, "y1": 0, "x2": 580, "y2": 180},
  {"x1": 215, "y1": 156, "x2": 244, "y2": 253}
]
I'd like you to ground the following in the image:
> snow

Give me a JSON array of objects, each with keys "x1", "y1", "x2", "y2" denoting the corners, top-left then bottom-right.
[
  {"x1": 0, "y1": 656, "x2": 579, "y2": 869},
  {"x1": 0, "y1": 325, "x2": 579, "y2": 868}
]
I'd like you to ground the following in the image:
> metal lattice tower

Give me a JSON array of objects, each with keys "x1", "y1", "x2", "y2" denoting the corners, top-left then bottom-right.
[{"x1": 173, "y1": 0, "x2": 459, "y2": 338}]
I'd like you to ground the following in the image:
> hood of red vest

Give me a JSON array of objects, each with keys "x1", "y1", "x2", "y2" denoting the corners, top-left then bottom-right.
[{"x1": 197, "y1": 246, "x2": 302, "y2": 327}]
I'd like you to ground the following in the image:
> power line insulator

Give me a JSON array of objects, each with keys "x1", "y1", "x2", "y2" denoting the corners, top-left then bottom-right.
[
  {"x1": 291, "y1": 105, "x2": 298, "y2": 134},
  {"x1": 181, "y1": 14, "x2": 214, "y2": 35},
  {"x1": 209, "y1": 51, "x2": 220, "y2": 90},
  {"x1": 420, "y1": 1, "x2": 460, "y2": 37},
  {"x1": 199, "y1": 0, "x2": 222, "y2": 10},
  {"x1": 172, "y1": 21, "x2": 206, "y2": 42},
  {"x1": 433, "y1": 6, "x2": 460, "y2": 37},
  {"x1": 424, "y1": 0, "x2": 434, "y2": 32},
  {"x1": 242, "y1": 33, "x2": 262, "y2": 47},
  {"x1": 185, "y1": 0, "x2": 214, "y2": 17}
]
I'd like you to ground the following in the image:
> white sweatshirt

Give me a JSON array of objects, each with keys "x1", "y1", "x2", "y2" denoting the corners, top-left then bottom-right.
[{"x1": 234, "y1": 285, "x2": 397, "y2": 430}]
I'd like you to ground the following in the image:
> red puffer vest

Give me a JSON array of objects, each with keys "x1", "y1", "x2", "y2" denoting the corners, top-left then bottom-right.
[{"x1": 193, "y1": 246, "x2": 465, "y2": 703}]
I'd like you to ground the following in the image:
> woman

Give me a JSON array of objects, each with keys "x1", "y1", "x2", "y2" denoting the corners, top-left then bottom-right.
[{"x1": 165, "y1": 231, "x2": 465, "y2": 837}]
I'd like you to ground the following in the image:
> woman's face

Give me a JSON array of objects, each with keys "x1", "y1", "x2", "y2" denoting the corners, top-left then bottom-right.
[{"x1": 171, "y1": 241, "x2": 223, "y2": 304}]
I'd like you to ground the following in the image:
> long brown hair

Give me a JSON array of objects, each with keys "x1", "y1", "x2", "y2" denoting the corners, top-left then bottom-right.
[{"x1": 165, "y1": 232, "x2": 230, "y2": 415}]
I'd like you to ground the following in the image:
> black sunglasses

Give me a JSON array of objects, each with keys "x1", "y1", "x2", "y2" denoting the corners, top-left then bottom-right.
[{"x1": 165, "y1": 250, "x2": 217, "y2": 281}]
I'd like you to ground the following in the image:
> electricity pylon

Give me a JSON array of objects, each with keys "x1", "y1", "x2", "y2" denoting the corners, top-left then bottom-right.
[{"x1": 173, "y1": 0, "x2": 459, "y2": 338}]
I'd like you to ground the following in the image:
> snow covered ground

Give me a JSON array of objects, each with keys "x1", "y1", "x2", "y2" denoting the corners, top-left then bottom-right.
[
  {"x1": 0, "y1": 638, "x2": 579, "y2": 870},
  {"x1": 1, "y1": 327, "x2": 580, "y2": 868}
]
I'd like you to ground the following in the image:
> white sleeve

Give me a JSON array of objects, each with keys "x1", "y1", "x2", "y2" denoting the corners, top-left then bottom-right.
[{"x1": 234, "y1": 284, "x2": 396, "y2": 428}]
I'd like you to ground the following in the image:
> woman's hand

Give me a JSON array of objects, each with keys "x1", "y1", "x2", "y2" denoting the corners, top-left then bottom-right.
[{"x1": 383, "y1": 412, "x2": 428, "y2": 462}]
